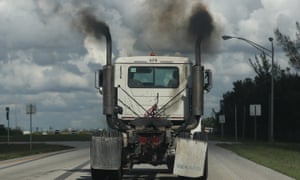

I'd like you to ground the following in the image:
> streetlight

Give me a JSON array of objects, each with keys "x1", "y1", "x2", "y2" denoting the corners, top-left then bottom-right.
[{"x1": 222, "y1": 35, "x2": 274, "y2": 143}]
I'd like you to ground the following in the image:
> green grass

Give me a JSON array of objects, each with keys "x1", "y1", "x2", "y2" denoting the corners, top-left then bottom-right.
[
  {"x1": 0, "y1": 134, "x2": 91, "y2": 142},
  {"x1": 0, "y1": 144, "x2": 74, "y2": 161},
  {"x1": 208, "y1": 134, "x2": 238, "y2": 142},
  {"x1": 218, "y1": 142, "x2": 300, "y2": 179},
  {"x1": 0, "y1": 134, "x2": 88, "y2": 161}
]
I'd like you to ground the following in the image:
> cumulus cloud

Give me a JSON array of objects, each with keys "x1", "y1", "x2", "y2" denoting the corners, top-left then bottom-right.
[{"x1": 0, "y1": 0, "x2": 299, "y2": 129}]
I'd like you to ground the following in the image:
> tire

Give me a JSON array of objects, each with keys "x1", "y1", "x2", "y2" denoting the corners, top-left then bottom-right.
[
  {"x1": 91, "y1": 168, "x2": 122, "y2": 180},
  {"x1": 167, "y1": 155, "x2": 175, "y2": 173},
  {"x1": 193, "y1": 132, "x2": 208, "y2": 141},
  {"x1": 91, "y1": 168, "x2": 104, "y2": 179},
  {"x1": 199, "y1": 151, "x2": 208, "y2": 180},
  {"x1": 179, "y1": 132, "x2": 191, "y2": 139}
]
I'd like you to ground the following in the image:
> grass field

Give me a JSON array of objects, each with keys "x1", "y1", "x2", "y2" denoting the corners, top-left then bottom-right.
[
  {"x1": 0, "y1": 144, "x2": 74, "y2": 161},
  {"x1": 0, "y1": 134, "x2": 91, "y2": 142},
  {"x1": 0, "y1": 134, "x2": 88, "y2": 161},
  {"x1": 219, "y1": 142, "x2": 300, "y2": 179}
]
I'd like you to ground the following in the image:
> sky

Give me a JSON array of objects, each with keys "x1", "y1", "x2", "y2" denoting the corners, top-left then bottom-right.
[{"x1": 0, "y1": 0, "x2": 299, "y2": 131}]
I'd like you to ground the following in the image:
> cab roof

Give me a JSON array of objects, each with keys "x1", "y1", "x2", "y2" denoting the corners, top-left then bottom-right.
[{"x1": 114, "y1": 56, "x2": 191, "y2": 64}]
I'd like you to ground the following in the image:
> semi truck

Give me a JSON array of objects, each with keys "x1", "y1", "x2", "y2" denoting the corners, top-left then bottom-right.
[{"x1": 90, "y1": 27, "x2": 212, "y2": 179}]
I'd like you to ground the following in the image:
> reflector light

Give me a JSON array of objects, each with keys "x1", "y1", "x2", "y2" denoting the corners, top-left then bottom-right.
[
  {"x1": 139, "y1": 136, "x2": 147, "y2": 145},
  {"x1": 152, "y1": 136, "x2": 160, "y2": 145}
]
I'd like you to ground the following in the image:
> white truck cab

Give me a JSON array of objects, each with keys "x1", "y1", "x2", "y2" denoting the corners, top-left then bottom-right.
[{"x1": 114, "y1": 56, "x2": 191, "y2": 122}]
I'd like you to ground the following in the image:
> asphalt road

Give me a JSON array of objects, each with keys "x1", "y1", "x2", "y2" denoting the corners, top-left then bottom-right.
[{"x1": 0, "y1": 141, "x2": 295, "y2": 180}]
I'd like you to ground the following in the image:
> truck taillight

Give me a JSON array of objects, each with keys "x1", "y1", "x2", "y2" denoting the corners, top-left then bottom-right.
[
  {"x1": 139, "y1": 136, "x2": 147, "y2": 145},
  {"x1": 151, "y1": 136, "x2": 160, "y2": 145},
  {"x1": 150, "y1": 51, "x2": 155, "y2": 56}
]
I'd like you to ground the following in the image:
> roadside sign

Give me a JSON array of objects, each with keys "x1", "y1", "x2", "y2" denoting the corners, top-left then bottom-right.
[
  {"x1": 26, "y1": 104, "x2": 36, "y2": 151},
  {"x1": 219, "y1": 114, "x2": 225, "y2": 124},
  {"x1": 26, "y1": 104, "x2": 36, "y2": 114},
  {"x1": 5, "y1": 107, "x2": 10, "y2": 144},
  {"x1": 5, "y1": 107, "x2": 9, "y2": 120},
  {"x1": 250, "y1": 104, "x2": 261, "y2": 141},
  {"x1": 250, "y1": 104, "x2": 261, "y2": 116}
]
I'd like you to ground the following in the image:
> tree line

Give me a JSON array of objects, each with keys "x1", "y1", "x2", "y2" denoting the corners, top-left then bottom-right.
[{"x1": 217, "y1": 22, "x2": 300, "y2": 142}]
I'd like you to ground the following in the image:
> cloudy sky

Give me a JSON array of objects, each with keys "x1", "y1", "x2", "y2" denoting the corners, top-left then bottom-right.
[{"x1": 0, "y1": 0, "x2": 299, "y2": 131}]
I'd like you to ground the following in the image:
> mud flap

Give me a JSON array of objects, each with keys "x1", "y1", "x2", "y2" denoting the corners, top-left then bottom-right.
[
  {"x1": 173, "y1": 138, "x2": 207, "y2": 178},
  {"x1": 90, "y1": 135, "x2": 122, "y2": 170}
]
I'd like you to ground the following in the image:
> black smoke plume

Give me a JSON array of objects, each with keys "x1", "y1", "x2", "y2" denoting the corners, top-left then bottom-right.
[
  {"x1": 188, "y1": 3, "x2": 214, "y2": 41},
  {"x1": 137, "y1": 0, "x2": 217, "y2": 52},
  {"x1": 75, "y1": 9, "x2": 110, "y2": 41},
  {"x1": 72, "y1": 1, "x2": 219, "y2": 55},
  {"x1": 74, "y1": 9, "x2": 112, "y2": 65}
]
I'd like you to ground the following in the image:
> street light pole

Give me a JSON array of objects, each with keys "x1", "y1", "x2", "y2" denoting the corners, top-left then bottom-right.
[
  {"x1": 270, "y1": 37, "x2": 274, "y2": 143},
  {"x1": 222, "y1": 35, "x2": 274, "y2": 142},
  {"x1": 6, "y1": 107, "x2": 10, "y2": 145}
]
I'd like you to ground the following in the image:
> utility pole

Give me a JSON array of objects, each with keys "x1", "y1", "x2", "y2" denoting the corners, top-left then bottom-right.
[
  {"x1": 235, "y1": 105, "x2": 238, "y2": 142},
  {"x1": 15, "y1": 104, "x2": 18, "y2": 129},
  {"x1": 223, "y1": 35, "x2": 275, "y2": 142},
  {"x1": 243, "y1": 106, "x2": 246, "y2": 139},
  {"x1": 26, "y1": 104, "x2": 36, "y2": 150},
  {"x1": 6, "y1": 107, "x2": 10, "y2": 145},
  {"x1": 269, "y1": 37, "x2": 274, "y2": 143}
]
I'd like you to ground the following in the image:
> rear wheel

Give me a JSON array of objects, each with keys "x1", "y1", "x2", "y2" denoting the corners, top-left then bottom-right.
[
  {"x1": 200, "y1": 151, "x2": 208, "y2": 180},
  {"x1": 193, "y1": 132, "x2": 208, "y2": 141},
  {"x1": 91, "y1": 168, "x2": 122, "y2": 180},
  {"x1": 167, "y1": 155, "x2": 175, "y2": 173}
]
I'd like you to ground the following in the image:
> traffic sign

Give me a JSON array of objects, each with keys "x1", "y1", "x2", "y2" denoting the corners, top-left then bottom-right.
[
  {"x1": 219, "y1": 114, "x2": 225, "y2": 124},
  {"x1": 250, "y1": 104, "x2": 261, "y2": 116}
]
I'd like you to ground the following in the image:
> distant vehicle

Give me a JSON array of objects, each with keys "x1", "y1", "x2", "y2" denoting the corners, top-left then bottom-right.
[
  {"x1": 23, "y1": 131, "x2": 30, "y2": 135},
  {"x1": 55, "y1": 130, "x2": 60, "y2": 135},
  {"x1": 204, "y1": 127, "x2": 214, "y2": 134}
]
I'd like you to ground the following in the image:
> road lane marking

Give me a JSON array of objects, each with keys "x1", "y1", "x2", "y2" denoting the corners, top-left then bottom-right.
[
  {"x1": 0, "y1": 149, "x2": 75, "y2": 170},
  {"x1": 54, "y1": 160, "x2": 90, "y2": 180}
]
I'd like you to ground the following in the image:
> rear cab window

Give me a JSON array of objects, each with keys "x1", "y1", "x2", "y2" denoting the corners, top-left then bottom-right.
[{"x1": 128, "y1": 67, "x2": 179, "y2": 88}]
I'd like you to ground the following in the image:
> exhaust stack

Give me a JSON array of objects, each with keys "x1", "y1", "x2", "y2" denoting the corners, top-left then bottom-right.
[
  {"x1": 102, "y1": 28, "x2": 114, "y2": 115},
  {"x1": 195, "y1": 38, "x2": 201, "y2": 66},
  {"x1": 103, "y1": 28, "x2": 112, "y2": 66},
  {"x1": 192, "y1": 38, "x2": 204, "y2": 116}
]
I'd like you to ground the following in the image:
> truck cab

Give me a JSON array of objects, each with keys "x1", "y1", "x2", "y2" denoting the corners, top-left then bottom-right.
[{"x1": 114, "y1": 56, "x2": 191, "y2": 124}]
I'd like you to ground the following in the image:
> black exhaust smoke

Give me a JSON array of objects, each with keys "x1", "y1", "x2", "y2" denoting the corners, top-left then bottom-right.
[
  {"x1": 188, "y1": 3, "x2": 214, "y2": 65},
  {"x1": 75, "y1": 10, "x2": 112, "y2": 65},
  {"x1": 75, "y1": 10, "x2": 114, "y2": 115},
  {"x1": 188, "y1": 3, "x2": 214, "y2": 41},
  {"x1": 139, "y1": 0, "x2": 215, "y2": 54}
]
